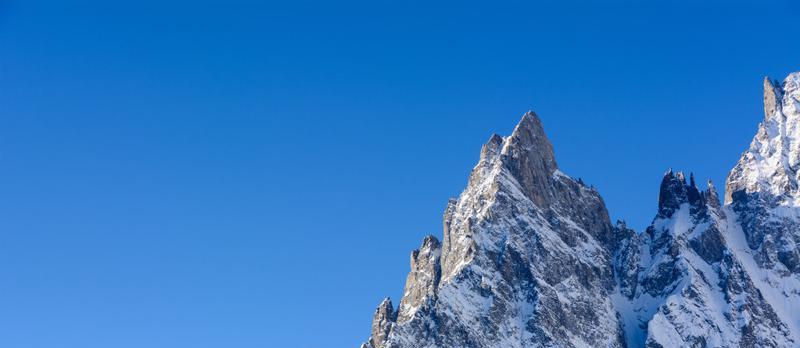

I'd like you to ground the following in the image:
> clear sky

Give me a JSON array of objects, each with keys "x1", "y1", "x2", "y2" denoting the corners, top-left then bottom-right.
[{"x1": 2, "y1": 1, "x2": 800, "y2": 347}]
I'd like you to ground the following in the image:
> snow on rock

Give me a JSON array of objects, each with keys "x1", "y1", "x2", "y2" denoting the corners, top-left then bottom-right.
[
  {"x1": 362, "y1": 72, "x2": 800, "y2": 348},
  {"x1": 726, "y1": 73, "x2": 800, "y2": 206},
  {"x1": 364, "y1": 112, "x2": 623, "y2": 348},
  {"x1": 397, "y1": 235, "x2": 441, "y2": 323}
]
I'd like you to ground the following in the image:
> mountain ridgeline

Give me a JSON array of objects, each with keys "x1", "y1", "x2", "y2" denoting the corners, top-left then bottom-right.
[{"x1": 362, "y1": 72, "x2": 800, "y2": 348}]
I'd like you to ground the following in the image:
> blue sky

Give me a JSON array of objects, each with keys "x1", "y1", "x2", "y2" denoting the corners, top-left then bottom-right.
[{"x1": 2, "y1": 1, "x2": 799, "y2": 347}]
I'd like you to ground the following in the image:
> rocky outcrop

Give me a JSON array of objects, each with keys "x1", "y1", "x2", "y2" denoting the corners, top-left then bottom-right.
[
  {"x1": 368, "y1": 298, "x2": 396, "y2": 348},
  {"x1": 397, "y1": 236, "x2": 441, "y2": 323},
  {"x1": 726, "y1": 73, "x2": 800, "y2": 205},
  {"x1": 763, "y1": 77, "x2": 782, "y2": 121},
  {"x1": 362, "y1": 72, "x2": 800, "y2": 347}
]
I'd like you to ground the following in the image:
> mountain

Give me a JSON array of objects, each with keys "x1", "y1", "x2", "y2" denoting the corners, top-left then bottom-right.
[{"x1": 361, "y1": 72, "x2": 800, "y2": 348}]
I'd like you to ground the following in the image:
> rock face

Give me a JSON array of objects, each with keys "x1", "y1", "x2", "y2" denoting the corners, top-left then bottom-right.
[
  {"x1": 397, "y1": 235, "x2": 441, "y2": 323},
  {"x1": 362, "y1": 72, "x2": 800, "y2": 347},
  {"x1": 368, "y1": 298, "x2": 396, "y2": 348},
  {"x1": 614, "y1": 171, "x2": 791, "y2": 347}
]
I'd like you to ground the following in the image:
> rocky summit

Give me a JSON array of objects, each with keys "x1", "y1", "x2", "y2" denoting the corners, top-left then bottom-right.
[{"x1": 361, "y1": 72, "x2": 800, "y2": 348}]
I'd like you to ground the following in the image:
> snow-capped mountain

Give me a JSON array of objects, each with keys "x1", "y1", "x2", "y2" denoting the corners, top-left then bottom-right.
[{"x1": 362, "y1": 72, "x2": 800, "y2": 348}]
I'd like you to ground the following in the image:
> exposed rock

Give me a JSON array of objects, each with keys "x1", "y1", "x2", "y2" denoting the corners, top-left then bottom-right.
[
  {"x1": 764, "y1": 76, "x2": 782, "y2": 119},
  {"x1": 500, "y1": 112, "x2": 558, "y2": 208},
  {"x1": 705, "y1": 180, "x2": 721, "y2": 210},
  {"x1": 361, "y1": 72, "x2": 800, "y2": 348},
  {"x1": 368, "y1": 298, "x2": 396, "y2": 348},
  {"x1": 725, "y1": 73, "x2": 800, "y2": 204},
  {"x1": 397, "y1": 236, "x2": 441, "y2": 323}
]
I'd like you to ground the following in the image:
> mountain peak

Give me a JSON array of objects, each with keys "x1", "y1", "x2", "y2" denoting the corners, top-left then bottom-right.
[
  {"x1": 726, "y1": 72, "x2": 800, "y2": 205},
  {"x1": 519, "y1": 110, "x2": 543, "y2": 128},
  {"x1": 500, "y1": 111, "x2": 560, "y2": 207},
  {"x1": 658, "y1": 170, "x2": 689, "y2": 217},
  {"x1": 657, "y1": 169, "x2": 710, "y2": 218},
  {"x1": 706, "y1": 179, "x2": 721, "y2": 209},
  {"x1": 505, "y1": 111, "x2": 557, "y2": 169}
]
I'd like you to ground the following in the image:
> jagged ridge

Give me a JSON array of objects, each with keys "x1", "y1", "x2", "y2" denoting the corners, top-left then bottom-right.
[{"x1": 362, "y1": 72, "x2": 800, "y2": 348}]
